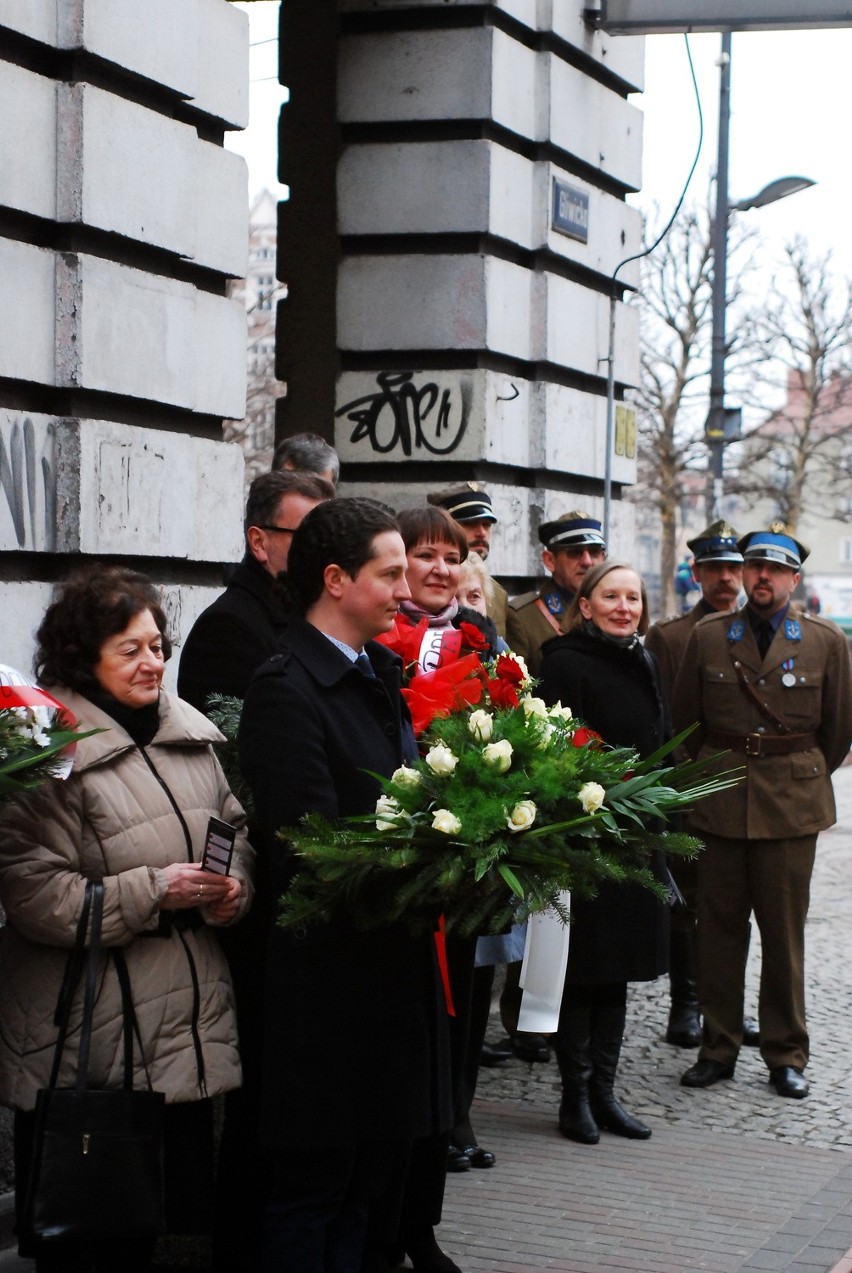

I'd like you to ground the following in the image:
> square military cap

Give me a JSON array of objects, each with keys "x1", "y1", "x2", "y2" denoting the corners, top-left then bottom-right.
[
  {"x1": 738, "y1": 522, "x2": 809, "y2": 569},
  {"x1": 427, "y1": 482, "x2": 497, "y2": 524},
  {"x1": 687, "y1": 520, "x2": 743, "y2": 565},
  {"x1": 538, "y1": 511, "x2": 605, "y2": 550}
]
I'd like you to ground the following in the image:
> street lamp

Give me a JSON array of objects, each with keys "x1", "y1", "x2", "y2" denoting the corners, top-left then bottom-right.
[
  {"x1": 705, "y1": 31, "x2": 815, "y2": 519},
  {"x1": 732, "y1": 176, "x2": 815, "y2": 213}
]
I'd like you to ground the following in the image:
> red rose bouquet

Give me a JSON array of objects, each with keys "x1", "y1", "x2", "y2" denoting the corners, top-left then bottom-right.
[{"x1": 277, "y1": 652, "x2": 741, "y2": 935}]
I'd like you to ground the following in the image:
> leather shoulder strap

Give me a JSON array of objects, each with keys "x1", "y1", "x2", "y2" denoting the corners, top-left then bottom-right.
[
  {"x1": 729, "y1": 656, "x2": 791, "y2": 734},
  {"x1": 534, "y1": 597, "x2": 563, "y2": 635}
]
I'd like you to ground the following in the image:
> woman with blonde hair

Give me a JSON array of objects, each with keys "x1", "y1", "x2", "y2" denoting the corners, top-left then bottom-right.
[{"x1": 538, "y1": 560, "x2": 670, "y2": 1147}]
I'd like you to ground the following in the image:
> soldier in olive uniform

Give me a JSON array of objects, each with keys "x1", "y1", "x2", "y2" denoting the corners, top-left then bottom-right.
[
  {"x1": 645, "y1": 521, "x2": 751, "y2": 1049},
  {"x1": 673, "y1": 525, "x2": 852, "y2": 1099},
  {"x1": 506, "y1": 513, "x2": 606, "y2": 678},
  {"x1": 646, "y1": 521, "x2": 743, "y2": 698},
  {"x1": 427, "y1": 483, "x2": 508, "y2": 638}
]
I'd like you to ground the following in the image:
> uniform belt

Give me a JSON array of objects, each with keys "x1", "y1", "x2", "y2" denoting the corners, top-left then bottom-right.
[{"x1": 706, "y1": 729, "x2": 818, "y2": 758}]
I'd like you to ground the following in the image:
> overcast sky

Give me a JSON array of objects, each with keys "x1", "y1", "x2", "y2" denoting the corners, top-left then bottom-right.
[
  {"x1": 637, "y1": 27, "x2": 852, "y2": 284},
  {"x1": 226, "y1": 7, "x2": 852, "y2": 296}
]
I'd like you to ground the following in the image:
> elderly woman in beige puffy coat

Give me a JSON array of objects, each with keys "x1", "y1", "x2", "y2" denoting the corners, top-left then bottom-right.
[{"x1": 0, "y1": 564, "x2": 253, "y2": 1273}]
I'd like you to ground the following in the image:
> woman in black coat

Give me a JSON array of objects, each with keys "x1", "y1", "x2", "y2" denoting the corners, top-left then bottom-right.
[
  {"x1": 237, "y1": 500, "x2": 451, "y2": 1273},
  {"x1": 538, "y1": 560, "x2": 670, "y2": 1146}
]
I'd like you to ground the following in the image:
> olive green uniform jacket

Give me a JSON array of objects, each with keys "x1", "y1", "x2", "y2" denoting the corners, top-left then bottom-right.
[
  {"x1": 645, "y1": 600, "x2": 716, "y2": 705},
  {"x1": 505, "y1": 581, "x2": 571, "y2": 677},
  {"x1": 488, "y1": 579, "x2": 509, "y2": 640},
  {"x1": 671, "y1": 609, "x2": 852, "y2": 841}
]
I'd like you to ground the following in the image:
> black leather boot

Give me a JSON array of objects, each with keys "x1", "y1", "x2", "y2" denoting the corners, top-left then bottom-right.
[
  {"x1": 554, "y1": 1001, "x2": 599, "y2": 1144},
  {"x1": 589, "y1": 985, "x2": 651, "y2": 1140},
  {"x1": 666, "y1": 928, "x2": 702, "y2": 1047}
]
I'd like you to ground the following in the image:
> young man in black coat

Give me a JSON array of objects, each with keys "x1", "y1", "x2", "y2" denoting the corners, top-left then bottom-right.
[
  {"x1": 182, "y1": 470, "x2": 333, "y2": 1273},
  {"x1": 238, "y1": 499, "x2": 453, "y2": 1273}
]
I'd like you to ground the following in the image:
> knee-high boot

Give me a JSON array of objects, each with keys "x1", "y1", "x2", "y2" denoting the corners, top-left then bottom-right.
[
  {"x1": 554, "y1": 1000, "x2": 599, "y2": 1144},
  {"x1": 589, "y1": 985, "x2": 651, "y2": 1140},
  {"x1": 667, "y1": 928, "x2": 701, "y2": 1047}
]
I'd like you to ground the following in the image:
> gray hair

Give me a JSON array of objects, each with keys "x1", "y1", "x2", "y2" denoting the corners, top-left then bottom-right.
[{"x1": 272, "y1": 432, "x2": 340, "y2": 484}]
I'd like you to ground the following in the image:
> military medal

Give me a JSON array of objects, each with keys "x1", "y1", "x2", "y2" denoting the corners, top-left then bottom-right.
[{"x1": 781, "y1": 658, "x2": 796, "y2": 688}]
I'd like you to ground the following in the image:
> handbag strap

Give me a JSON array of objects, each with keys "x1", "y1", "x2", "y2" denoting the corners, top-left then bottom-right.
[
  {"x1": 48, "y1": 881, "x2": 155, "y2": 1095},
  {"x1": 74, "y1": 880, "x2": 104, "y2": 1092},
  {"x1": 47, "y1": 880, "x2": 100, "y2": 1090},
  {"x1": 112, "y1": 947, "x2": 155, "y2": 1093},
  {"x1": 52, "y1": 881, "x2": 94, "y2": 1032}
]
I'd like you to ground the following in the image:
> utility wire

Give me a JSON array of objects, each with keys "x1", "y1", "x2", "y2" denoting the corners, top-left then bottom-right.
[
  {"x1": 603, "y1": 33, "x2": 705, "y2": 543},
  {"x1": 615, "y1": 33, "x2": 704, "y2": 287}
]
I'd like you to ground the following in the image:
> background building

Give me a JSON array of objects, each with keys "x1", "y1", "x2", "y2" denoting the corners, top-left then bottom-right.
[
  {"x1": 276, "y1": 2, "x2": 645, "y2": 590},
  {"x1": 0, "y1": 0, "x2": 250, "y2": 682},
  {"x1": 225, "y1": 188, "x2": 285, "y2": 487}
]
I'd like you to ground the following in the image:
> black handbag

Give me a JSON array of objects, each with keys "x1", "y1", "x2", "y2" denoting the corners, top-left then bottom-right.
[{"x1": 23, "y1": 880, "x2": 167, "y2": 1244}]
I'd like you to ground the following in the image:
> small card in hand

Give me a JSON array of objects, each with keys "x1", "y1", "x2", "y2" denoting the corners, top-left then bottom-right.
[{"x1": 201, "y1": 816, "x2": 236, "y2": 876}]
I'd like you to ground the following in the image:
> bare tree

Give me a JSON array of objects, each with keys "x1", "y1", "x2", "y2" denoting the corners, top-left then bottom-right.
[
  {"x1": 727, "y1": 238, "x2": 852, "y2": 533},
  {"x1": 629, "y1": 202, "x2": 755, "y2": 615}
]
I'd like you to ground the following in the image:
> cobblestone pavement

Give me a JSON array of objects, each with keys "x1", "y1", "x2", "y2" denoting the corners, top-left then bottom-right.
[
  {"x1": 476, "y1": 764, "x2": 852, "y2": 1152},
  {"x1": 430, "y1": 766, "x2": 852, "y2": 1271}
]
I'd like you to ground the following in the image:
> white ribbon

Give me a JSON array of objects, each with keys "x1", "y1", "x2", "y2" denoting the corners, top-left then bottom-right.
[{"x1": 517, "y1": 891, "x2": 571, "y2": 1034}]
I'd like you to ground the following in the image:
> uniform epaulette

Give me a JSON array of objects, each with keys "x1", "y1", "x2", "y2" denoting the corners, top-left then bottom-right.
[
  {"x1": 697, "y1": 609, "x2": 731, "y2": 625},
  {"x1": 508, "y1": 590, "x2": 538, "y2": 610},
  {"x1": 802, "y1": 611, "x2": 847, "y2": 634}
]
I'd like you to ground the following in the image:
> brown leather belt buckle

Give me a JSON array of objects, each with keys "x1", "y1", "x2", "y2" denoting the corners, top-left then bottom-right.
[{"x1": 744, "y1": 733, "x2": 763, "y2": 757}]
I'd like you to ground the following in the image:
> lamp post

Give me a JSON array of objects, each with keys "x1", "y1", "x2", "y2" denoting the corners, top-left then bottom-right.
[{"x1": 705, "y1": 31, "x2": 815, "y2": 519}]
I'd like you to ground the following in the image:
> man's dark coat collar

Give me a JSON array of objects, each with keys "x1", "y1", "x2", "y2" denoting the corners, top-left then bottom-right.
[
  {"x1": 232, "y1": 553, "x2": 287, "y2": 624},
  {"x1": 276, "y1": 616, "x2": 404, "y2": 689}
]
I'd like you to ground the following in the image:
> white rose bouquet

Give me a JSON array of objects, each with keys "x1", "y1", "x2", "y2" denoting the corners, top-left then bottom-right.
[{"x1": 276, "y1": 652, "x2": 741, "y2": 935}]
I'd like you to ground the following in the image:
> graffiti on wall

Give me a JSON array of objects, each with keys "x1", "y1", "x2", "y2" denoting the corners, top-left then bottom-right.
[
  {"x1": 0, "y1": 413, "x2": 57, "y2": 552},
  {"x1": 336, "y1": 371, "x2": 470, "y2": 457}
]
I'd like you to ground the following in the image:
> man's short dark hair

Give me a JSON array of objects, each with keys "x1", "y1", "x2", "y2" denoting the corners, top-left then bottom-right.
[
  {"x1": 285, "y1": 498, "x2": 399, "y2": 613},
  {"x1": 244, "y1": 471, "x2": 334, "y2": 540},
  {"x1": 272, "y1": 433, "x2": 340, "y2": 485}
]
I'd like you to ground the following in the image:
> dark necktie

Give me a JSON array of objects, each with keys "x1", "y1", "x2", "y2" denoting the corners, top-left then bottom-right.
[
  {"x1": 355, "y1": 652, "x2": 376, "y2": 679},
  {"x1": 755, "y1": 619, "x2": 774, "y2": 659}
]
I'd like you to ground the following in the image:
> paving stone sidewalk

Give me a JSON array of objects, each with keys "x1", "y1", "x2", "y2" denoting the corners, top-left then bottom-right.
[{"x1": 434, "y1": 765, "x2": 852, "y2": 1271}]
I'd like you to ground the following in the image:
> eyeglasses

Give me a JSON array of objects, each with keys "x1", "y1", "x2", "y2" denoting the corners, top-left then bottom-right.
[
  {"x1": 557, "y1": 545, "x2": 606, "y2": 559},
  {"x1": 256, "y1": 525, "x2": 298, "y2": 535}
]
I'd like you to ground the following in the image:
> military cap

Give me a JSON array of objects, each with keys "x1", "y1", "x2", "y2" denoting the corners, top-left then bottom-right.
[
  {"x1": 538, "y1": 510, "x2": 605, "y2": 550},
  {"x1": 738, "y1": 521, "x2": 809, "y2": 569},
  {"x1": 687, "y1": 519, "x2": 743, "y2": 565},
  {"x1": 427, "y1": 482, "x2": 497, "y2": 524}
]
